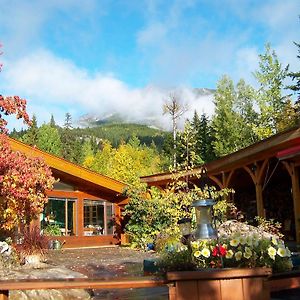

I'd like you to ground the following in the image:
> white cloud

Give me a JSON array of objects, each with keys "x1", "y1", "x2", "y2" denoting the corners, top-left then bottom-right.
[{"x1": 0, "y1": 50, "x2": 215, "y2": 130}]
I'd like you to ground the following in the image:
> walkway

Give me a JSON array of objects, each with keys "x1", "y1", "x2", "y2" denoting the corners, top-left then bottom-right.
[{"x1": 46, "y1": 246, "x2": 168, "y2": 299}]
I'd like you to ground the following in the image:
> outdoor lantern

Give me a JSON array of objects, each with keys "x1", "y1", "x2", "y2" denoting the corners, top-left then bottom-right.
[{"x1": 192, "y1": 199, "x2": 217, "y2": 240}]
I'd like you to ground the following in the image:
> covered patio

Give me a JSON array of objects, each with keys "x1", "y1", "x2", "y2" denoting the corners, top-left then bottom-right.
[{"x1": 141, "y1": 127, "x2": 300, "y2": 243}]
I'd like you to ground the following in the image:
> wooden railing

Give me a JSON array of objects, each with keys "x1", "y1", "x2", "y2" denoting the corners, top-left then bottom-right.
[
  {"x1": 0, "y1": 277, "x2": 169, "y2": 300},
  {"x1": 1, "y1": 270, "x2": 300, "y2": 300}
]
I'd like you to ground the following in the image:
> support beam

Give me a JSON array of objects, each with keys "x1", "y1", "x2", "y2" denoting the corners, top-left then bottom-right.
[
  {"x1": 282, "y1": 161, "x2": 300, "y2": 243},
  {"x1": 255, "y1": 183, "x2": 265, "y2": 218}
]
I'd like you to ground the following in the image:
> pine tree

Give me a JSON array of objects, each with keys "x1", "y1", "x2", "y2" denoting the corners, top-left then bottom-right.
[
  {"x1": 61, "y1": 112, "x2": 77, "y2": 162},
  {"x1": 287, "y1": 42, "x2": 300, "y2": 102},
  {"x1": 37, "y1": 123, "x2": 62, "y2": 156},
  {"x1": 21, "y1": 114, "x2": 39, "y2": 146},
  {"x1": 198, "y1": 113, "x2": 216, "y2": 162},
  {"x1": 50, "y1": 114, "x2": 56, "y2": 128}
]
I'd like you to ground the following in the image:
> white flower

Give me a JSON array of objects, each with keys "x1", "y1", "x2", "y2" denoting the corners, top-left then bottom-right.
[
  {"x1": 272, "y1": 237, "x2": 278, "y2": 245},
  {"x1": 277, "y1": 247, "x2": 287, "y2": 257},
  {"x1": 225, "y1": 249, "x2": 234, "y2": 259},
  {"x1": 230, "y1": 238, "x2": 240, "y2": 247},
  {"x1": 194, "y1": 250, "x2": 201, "y2": 258},
  {"x1": 244, "y1": 248, "x2": 252, "y2": 259},
  {"x1": 201, "y1": 248, "x2": 211, "y2": 258},
  {"x1": 268, "y1": 246, "x2": 277, "y2": 260},
  {"x1": 235, "y1": 251, "x2": 243, "y2": 261},
  {"x1": 246, "y1": 236, "x2": 253, "y2": 246},
  {"x1": 240, "y1": 236, "x2": 247, "y2": 245}
]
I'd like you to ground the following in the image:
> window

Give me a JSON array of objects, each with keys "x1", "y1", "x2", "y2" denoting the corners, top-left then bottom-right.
[
  {"x1": 41, "y1": 198, "x2": 77, "y2": 236},
  {"x1": 84, "y1": 200, "x2": 114, "y2": 236}
]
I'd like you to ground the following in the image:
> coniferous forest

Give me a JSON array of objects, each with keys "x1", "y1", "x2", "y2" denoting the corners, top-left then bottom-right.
[{"x1": 10, "y1": 44, "x2": 300, "y2": 184}]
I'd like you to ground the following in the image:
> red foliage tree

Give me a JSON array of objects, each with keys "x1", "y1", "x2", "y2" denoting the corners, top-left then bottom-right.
[{"x1": 0, "y1": 48, "x2": 55, "y2": 231}]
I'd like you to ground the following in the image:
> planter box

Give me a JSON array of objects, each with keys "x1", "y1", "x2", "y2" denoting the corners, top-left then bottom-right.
[{"x1": 167, "y1": 268, "x2": 272, "y2": 300}]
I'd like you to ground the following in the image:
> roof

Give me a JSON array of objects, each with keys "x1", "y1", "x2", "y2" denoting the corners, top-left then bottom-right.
[
  {"x1": 141, "y1": 126, "x2": 300, "y2": 186},
  {"x1": 8, "y1": 137, "x2": 127, "y2": 201}
]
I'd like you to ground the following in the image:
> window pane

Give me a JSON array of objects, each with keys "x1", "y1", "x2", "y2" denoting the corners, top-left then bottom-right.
[
  {"x1": 84, "y1": 200, "x2": 104, "y2": 236},
  {"x1": 41, "y1": 198, "x2": 77, "y2": 236},
  {"x1": 106, "y1": 203, "x2": 114, "y2": 235}
]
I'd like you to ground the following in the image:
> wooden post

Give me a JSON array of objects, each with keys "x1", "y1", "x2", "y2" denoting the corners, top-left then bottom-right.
[
  {"x1": 282, "y1": 161, "x2": 300, "y2": 243},
  {"x1": 255, "y1": 183, "x2": 265, "y2": 218},
  {"x1": 77, "y1": 195, "x2": 84, "y2": 237},
  {"x1": 291, "y1": 164, "x2": 300, "y2": 243}
]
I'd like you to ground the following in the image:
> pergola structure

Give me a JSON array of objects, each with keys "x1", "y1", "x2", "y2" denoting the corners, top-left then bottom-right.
[
  {"x1": 141, "y1": 127, "x2": 300, "y2": 243},
  {"x1": 8, "y1": 138, "x2": 128, "y2": 248}
]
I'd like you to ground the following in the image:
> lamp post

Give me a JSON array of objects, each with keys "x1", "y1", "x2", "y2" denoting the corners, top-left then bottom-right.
[{"x1": 192, "y1": 199, "x2": 217, "y2": 240}]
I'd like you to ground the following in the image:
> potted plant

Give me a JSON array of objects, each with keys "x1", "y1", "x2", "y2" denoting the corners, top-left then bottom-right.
[{"x1": 157, "y1": 223, "x2": 292, "y2": 300}]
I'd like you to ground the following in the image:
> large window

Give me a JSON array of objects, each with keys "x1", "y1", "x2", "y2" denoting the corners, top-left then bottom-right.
[
  {"x1": 41, "y1": 198, "x2": 77, "y2": 236},
  {"x1": 84, "y1": 200, "x2": 114, "y2": 236}
]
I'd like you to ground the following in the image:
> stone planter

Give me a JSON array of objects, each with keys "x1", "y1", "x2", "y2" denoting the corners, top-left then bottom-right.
[{"x1": 167, "y1": 268, "x2": 272, "y2": 300}]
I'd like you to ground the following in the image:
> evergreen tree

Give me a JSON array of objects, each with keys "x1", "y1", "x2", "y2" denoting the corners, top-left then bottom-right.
[
  {"x1": 21, "y1": 114, "x2": 39, "y2": 146},
  {"x1": 61, "y1": 112, "x2": 76, "y2": 162},
  {"x1": 50, "y1": 114, "x2": 56, "y2": 128},
  {"x1": 37, "y1": 123, "x2": 62, "y2": 156},
  {"x1": 198, "y1": 113, "x2": 216, "y2": 162},
  {"x1": 287, "y1": 42, "x2": 300, "y2": 102}
]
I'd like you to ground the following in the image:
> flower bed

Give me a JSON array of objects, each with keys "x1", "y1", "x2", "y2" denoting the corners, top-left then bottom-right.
[{"x1": 191, "y1": 232, "x2": 292, "y2": 272}]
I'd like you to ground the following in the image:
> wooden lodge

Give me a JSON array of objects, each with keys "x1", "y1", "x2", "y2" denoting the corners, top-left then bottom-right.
[
  {"x1": 141, "y1": 126, "x2": 300, "y2": 244},
  {"x1": 8, "y1": 138, "x2": 128, "y2": 248}
]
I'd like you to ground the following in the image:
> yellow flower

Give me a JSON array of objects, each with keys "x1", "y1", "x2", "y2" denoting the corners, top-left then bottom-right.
[
  {"x1": 272, "y1": 237, "x2": 278, "y2": 245},
  {"x1": 201, "y1": 248, "x2": 211, "y2": 258},
  {"x1": 268, "y1": 246, "x2": 277, "y2": 260},
  {"x1": 194, "y1": 250, "x2": 201, "y2": 258},
  {"x1": 235, "y1": 251, "x2": 243, "y2": 261},
  {"x1": 230, "y1": 238, "x2": 240, "y2": 247},
  {"x1": 225, "y1": 249, "x2": 234, "y2": 259},
  {"x1": 191, "y1": 241, "x2": 199, "y2": 249}
]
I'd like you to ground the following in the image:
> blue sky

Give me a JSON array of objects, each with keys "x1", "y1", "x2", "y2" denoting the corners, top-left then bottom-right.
[{"x1": 0, "y1": 0, "x2": 299, "y2": 129}]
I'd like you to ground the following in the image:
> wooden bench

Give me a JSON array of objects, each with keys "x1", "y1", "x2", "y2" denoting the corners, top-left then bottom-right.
[{"x1": 0, "y1": 277, "x2": 169, "y2": 300}]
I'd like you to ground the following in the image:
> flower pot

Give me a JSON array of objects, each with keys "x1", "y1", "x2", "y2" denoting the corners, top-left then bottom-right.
[{"x1": 167, "y1": 267, "x2": 272, "y2": 300}]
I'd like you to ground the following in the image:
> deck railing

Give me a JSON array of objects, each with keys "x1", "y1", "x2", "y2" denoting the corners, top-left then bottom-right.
[
  {"x1": 0, "y1": 277, "x2": 169, "y2": 300},
  {"x1": 0, "y1": 270, "x2": 300, "y2": 300}
]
